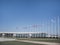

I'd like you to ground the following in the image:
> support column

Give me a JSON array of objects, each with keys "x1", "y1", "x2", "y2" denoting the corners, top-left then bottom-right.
[
  {"x1": 29, "y1": 33, "x2": 32, "y2": 38},
  {"x1": 2, "y1": 33, "x2": 5, "y2": 38},
  {"x1": 13, "y1": 33, "x2": 16, "y2": 38}
]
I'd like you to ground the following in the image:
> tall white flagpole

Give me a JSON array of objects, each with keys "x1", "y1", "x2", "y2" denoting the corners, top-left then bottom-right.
[
  {"x1": 51, "y1": 18, "x2": 55, "y2": 39},
  {"x1": 47, "y1": 19, "x2": 48, "y2": 39},
  {"x1": 55, "y1": 18, "x2": 57, "y2": 39},
  {"x1": 58, "y1": 16, "x2": 59, "y2": 39},
  {"x1": 51, "y1": 19, "x2": 53, "y2": 39},
  {"x1": 49, "y1": 17, "x2": 51, "y2": 38}
]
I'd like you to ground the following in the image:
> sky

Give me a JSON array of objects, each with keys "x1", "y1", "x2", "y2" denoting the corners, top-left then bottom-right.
[{"x1": 0, "y1": 0, "x2": 60, "y2": 35}]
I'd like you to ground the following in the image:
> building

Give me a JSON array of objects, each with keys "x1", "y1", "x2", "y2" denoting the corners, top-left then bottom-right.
[{"x1": 0, "y1": 32, "x2": 47, "y2": 38}]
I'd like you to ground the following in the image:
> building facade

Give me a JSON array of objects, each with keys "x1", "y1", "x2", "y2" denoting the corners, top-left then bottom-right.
[{"x1": 0, "y1": 32, "x2": 48, "y2": 38}]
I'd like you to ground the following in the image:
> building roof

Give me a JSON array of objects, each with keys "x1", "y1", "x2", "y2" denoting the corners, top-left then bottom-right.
[{"x1": 0, "y1": 32, "x2": 47, "y2": 34}]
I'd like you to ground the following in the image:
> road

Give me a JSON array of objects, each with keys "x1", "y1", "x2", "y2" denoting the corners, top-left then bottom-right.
[
  {"x1": 0, "y1": 38, "x2": 15, "y2": 41},
  {"x1": 16, "y1": 40, "x2": 60, "y2": 45},
  {"x1": 0, "y1": 38, "x2": 60, "y2": 45}
]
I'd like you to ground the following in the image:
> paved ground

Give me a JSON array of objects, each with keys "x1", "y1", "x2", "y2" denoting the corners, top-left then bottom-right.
[
  {"x1": 0, "y1": 38, "x2": 15, "y2": 41},
  {"x1": 0, "y1": 38, "x2": 60, "y2": 45},
  {"x1": 16, "y1": 40, "x2": 60, "y2": 45}
]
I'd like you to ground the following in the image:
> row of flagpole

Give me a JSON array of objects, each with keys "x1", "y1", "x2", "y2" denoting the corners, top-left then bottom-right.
[
  {"x1": 50, "y1": 16, "x2": 59, "y2": 39},
  {"x1": 57, "y1": 16, "x2": 59, "y2": 39},
  {"x1": 16, "y1": 16, "x2": 59, "y2": 39}
]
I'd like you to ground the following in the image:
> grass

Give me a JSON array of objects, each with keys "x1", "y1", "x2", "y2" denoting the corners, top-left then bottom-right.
[
  {"x1": 17, "y1": 38, "x2": 60, "y2": 43},
  {"x1": 0, "y1": 41, "x2": 44, "y2": 45}
]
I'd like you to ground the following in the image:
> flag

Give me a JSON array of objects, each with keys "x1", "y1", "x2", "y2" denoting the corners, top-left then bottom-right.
[
  {"x1": 16, "y1": 27, "x2": 18, "y2": 30},
  {"x1": 51, "y1": 19, "x2": 55, "y2": 23},
  {"x1": 32, "y1": 25, "x2": 37, "y2": 28},
  {"x1": 23, "y1": 27, "x2": 27, "y2": 29},
  {"x1": 32, "y1": 24, "x2": 40, "y2": 28}
]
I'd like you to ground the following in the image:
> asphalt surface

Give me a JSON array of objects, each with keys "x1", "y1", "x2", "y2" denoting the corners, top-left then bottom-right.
[
  {"x1": 0, "y1": 38, "x2": 60, "y2": 45},
  {"x1": 16, "y1": 40, "x2": 60, "y2": 45},
  {"x1": 0, "y1": 38, "x2": 15, "y2": 41}
]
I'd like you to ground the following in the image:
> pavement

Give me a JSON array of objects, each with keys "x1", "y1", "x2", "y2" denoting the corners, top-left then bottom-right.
[
  {"x1": 0, "y1": 38, "x2": 60, "y2": 45},
  {"x1": 16, "y1": 40, "x2": 60, "y2": 45},
  {"x1": 0, "y1": 38, "x2": 16, "y2": 41}
]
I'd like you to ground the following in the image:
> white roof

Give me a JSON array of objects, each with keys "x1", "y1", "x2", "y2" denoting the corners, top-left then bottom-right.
[{"x1": 0, "y1": 32, "x2": 47, "y2": 34}]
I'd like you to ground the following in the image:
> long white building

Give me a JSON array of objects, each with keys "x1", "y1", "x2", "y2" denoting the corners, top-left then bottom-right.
[{"x1": 0, "y1": 32, "x2": 48, "y2": 38}]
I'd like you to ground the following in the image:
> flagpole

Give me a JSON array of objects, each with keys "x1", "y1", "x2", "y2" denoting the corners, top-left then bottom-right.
[
  {"x1": 47, "y1": 19, "x2": 48, "y2": 39},
  {"x1": 57, "y1": 16, "x2": 59, "y2": 39},
  {"x1": 51, "y1": 18, "x2": 54, "y2": 39},
  {"x1": 43, "y1": 20, "x2": 44, "y2": 38},
  {"x1": 52, "y1": 19, "x2": 54, "y2": 38},
  {"x1": 55, "y1": 18, "x2": 57, "y2": 39},
  {"x1": 50, "y1": 17, "x2": 51, "y2": 38}
]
